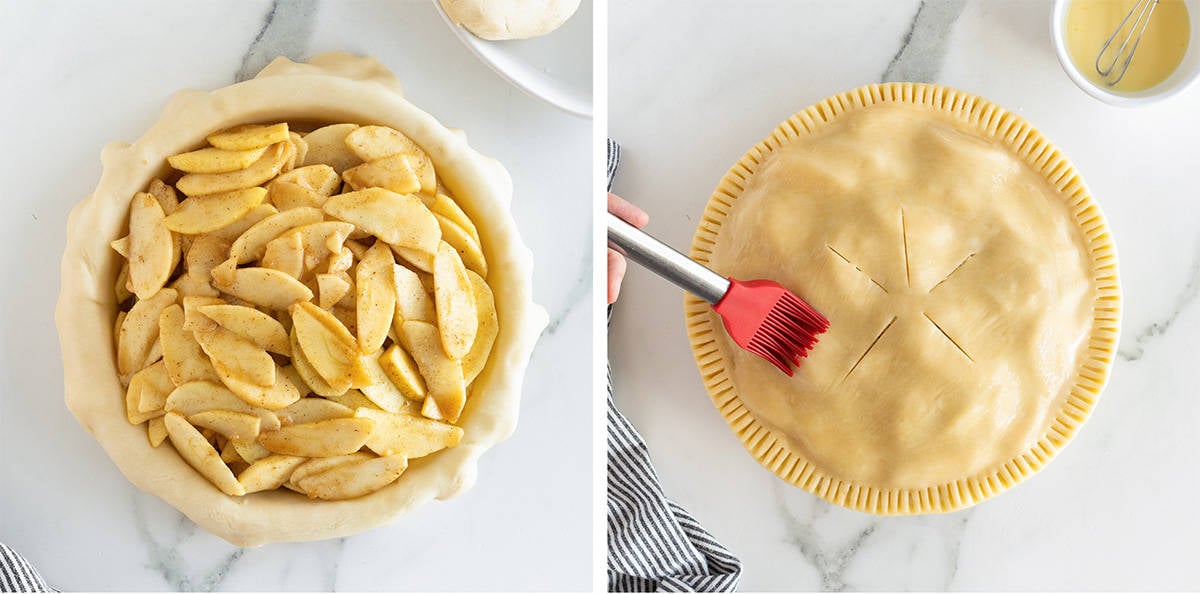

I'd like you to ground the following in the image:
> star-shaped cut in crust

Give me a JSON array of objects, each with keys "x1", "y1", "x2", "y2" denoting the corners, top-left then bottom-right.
[{"x1": 829, "y1": 208, "x2": 977, "y2": 383}]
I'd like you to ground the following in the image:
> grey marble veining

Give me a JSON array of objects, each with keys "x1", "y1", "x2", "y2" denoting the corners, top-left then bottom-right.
[
  {"x1": 236, "y1": 0, "x2": 320, "y2": 82},
  {"x1": 545, "y1": 241, "x2": 593, "y2": 335},
  {"x1": 1119, "y1": 236, "x2": 1200, "y2": 361},
  {"x1": 132, "y1": 498, "x2": 244, "y2": 592},
  {"x1": 775, "y1": 492, "x2": 879, "y2": 591},
  {"x1": 882, "y1": 0, "x2": 968, "y2": 83}
]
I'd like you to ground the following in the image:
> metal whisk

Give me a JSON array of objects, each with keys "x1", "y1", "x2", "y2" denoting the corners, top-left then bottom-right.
[{"x1": 1095, "y1": 0, "x2": 1160, "y2": 86}]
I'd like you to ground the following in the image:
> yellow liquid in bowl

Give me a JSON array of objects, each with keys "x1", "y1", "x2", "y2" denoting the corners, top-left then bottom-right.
[{"x1": 1066, "y1": 0, "x2": 1191, "y2": 92}]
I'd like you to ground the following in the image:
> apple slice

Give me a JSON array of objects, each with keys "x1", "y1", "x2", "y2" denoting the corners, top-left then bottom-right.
[
  {"x1": 237, "y1": 454, "x2": 307, "y2": 494},
  {"x1": 135, "y1": 359, "x2": 175, "y2": 415},
  {"x1": 261, "y1": 232, "x2": 305, "y2": 279},
  {"x1": 343, "y1": 126, "x2": 435, "y2": 194},
  {"x1": 220, "y1": 440, "x2": 245, "y2": 464},
  {"x1": 403, "y1": 154, "x2": 436, "y2": 196},
  {"x1": 207, "y1": 123, "x2": 290, "y2": 151},
  {"x1": 317, "y1": 273, "x2": 352, "y2": 309},
  {"x1": 324, "y1": 389, "x2": 397, "y2": 414},
  {"x1": 215, "y1": 363, "x2": 302, "y2": 411},
  {"x1": 282, "y1": 221, "x2": 355, "y2": 272},
  {"x1": 148, "y1": 179, "x2": 180, "y2": 215},
  {"x1": 182, "y1": 234, "x2": 231, "y2": 292},
  {"x1": 399, "y1": 321, "x2": 467, "y2": 423},
  {"x1": 176, "y1": 142, "x2": 289, "y2": 196},
  {"x1": 274, "y1": 163, "x2": 341, "y2": 196},
  {"x1": 358, "y1": 350, "x2": 409, "y2": 412},
  {"x1": 430, "y1": 194, "x2": 479, "y2": 245},
  {"x1": 180, "y1": 296, "x2": 224, "y2": 333},
  {"x1": 293, "y1": 454, "x2": 407, "y2": 501},
  {"x1": 434, "y1": 212, "x2": 487, "y2": 278},
  {"x1": 165, "y1": 187, "x2": 268, "y2": 233},
  {"x1": 290, "y1": 301, "x2": 372, "y2": 390},
  {"x1": 328, "y1": 246, "x2": 354, "y2": 276},
  {"x1": 344, "y1": 125, "x2": 425, "y2": 161},
  {"x1": 127, "y1": 192, "x2": 176, "y2": 299},
  {"x1": 163, "y1": 412, "x2": 246, "y2": 496},
  {"x1": 462, "y1": 270, "x2": 498, "y2": 385},
  {"x1": 198, "y1": 205, "x2": 276, "y2": 245},
  {"x1": 433, "y1": 241, "x2": 478, "y2": 360},
  {"x1": 289, "y1": 452, "x2": 373, "y2": 484},
  {"x1": 212, "y1": 264, "x2": 314, "y2": 310},
  {"x1": 342, "y1": 154, "x2": 422, "y2": 195},
  {"x1": 147, "y1": 416, "x2": 168, "y2": 447},
  {"x1": 124, "y1": 373, "x2": 151, "y2": 424},
  {"x1": 194, "y1": 325, "x2": 275, "y2": 388},
  {"x1": 287, "y1": 132, "x2": 307, "y2": 170},
  {"x1": 232, "y1": 440, "x2": 274, "y2": 464},
  {"x1": 302, "y1": 123, "x2": 361, "y2": 173},
  {"x1": 164, "y1": 380, "x2": 281, "y2": 431},
  {"x1": 267, "y1": 180, "x2": 325, "y2": 211},
  {"x1": 199, "y1": 304, "x2": 290, "y2": 355},
  {"x1": 390, "y1": 244, "x2": 435, "y2": 273},
  {"x1": 323, "y1": 188, "x2": 440, "y2": 254},
  {"x1": 355, "y1": 407, "x2": 463, "y2": 458},
  {"x1": 188, "y1": 410, "x2": 262, "y2": 442},
  {"x1": 118, "y1": 288, "x2": 178, "y2": 375},
  {"x1": 111, "y1": 236, "x2": 131, "y2": 258},
  {"x1": 277, "y1": 397, "x2": 354, "y2": 425},
  {"x1": 289, "y1": 326, "x2": 344, "y2": 396},
  {"x1": 228, "y1": 206, "x2": 323, "y2": 264},
  {"x1": 124, "y1": 362, "x2": 170, "y2": 424},
  {"x1": 168, "y1": 145, "x2": 269, "y2": 174},
  {"x1": 258, "y1": 417, "x2": 374, "y2": 457},
  {"x1": 378, "y1": 344, "x2": 426, "y2": 402},
  {"x1": 392, "y1": 264, "x2": 436, "y2": 324},
  {"x1": 356, "y1": 242, "x2": 396, "y2": 354}
]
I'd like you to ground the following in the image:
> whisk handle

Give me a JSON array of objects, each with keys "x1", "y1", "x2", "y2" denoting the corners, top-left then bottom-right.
[{"x1": 607, "y1": 212, "x2": 730, "y2": 304}]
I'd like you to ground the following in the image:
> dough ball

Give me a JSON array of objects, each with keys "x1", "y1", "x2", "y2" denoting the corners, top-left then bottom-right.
[{"x1": 440, "y1": 0, "x2": 582, "y2": 40}]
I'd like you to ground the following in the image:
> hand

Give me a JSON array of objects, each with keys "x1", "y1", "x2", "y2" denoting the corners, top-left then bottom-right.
[{"x1": 608, "y1": 193, "x2": 649, "y2": 304}]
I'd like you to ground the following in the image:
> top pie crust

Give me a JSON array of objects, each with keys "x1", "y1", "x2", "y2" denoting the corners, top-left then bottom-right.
[
  {"x1": 686, "y1": 83, "x2": 1120, "y2": 514},
  {"x1": 56, "y1": 53, "x2": 549, "y2": 546}
]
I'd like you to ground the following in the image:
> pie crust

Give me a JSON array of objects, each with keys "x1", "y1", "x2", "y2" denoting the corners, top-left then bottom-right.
[
  {"x1": 56, "y1": 53, "x2": 548, "y2": 546},
  {"x1": 686, "y1": 83, "x2": 1120, "y2": 514}
]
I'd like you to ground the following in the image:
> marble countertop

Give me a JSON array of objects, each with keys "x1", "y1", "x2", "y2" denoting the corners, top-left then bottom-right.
[
  {"x1": 0, "y1": 0, "x2": 590, "y2": 591},
  {"x1": 609, "y1": 0, "x2": 1200, "y2": 590}
]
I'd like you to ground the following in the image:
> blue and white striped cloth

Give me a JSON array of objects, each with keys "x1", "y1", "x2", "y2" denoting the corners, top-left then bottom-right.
[
  {"x1": 607, "y1": 139, "x2": 742, "y2": 592},
  {"x1": 0, "y1": 543, "x2": 52, "y2": 593}
]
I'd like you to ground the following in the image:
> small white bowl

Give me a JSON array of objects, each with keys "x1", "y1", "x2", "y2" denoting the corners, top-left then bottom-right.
[
  {"x1": 432, "y1": 0, "x2": 592, "y2": 118},
  {"x1": 1051, "y1": 0, "x2": 1200, "y2": 106}
]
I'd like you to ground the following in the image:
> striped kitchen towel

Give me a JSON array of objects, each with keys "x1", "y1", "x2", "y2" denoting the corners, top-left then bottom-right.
[
  {"x1": 0, "y1": 543, "x2": 53, "y2": 593},
  {"x1": 607, "y1": 139, "x2": 742, "y2": 592}
]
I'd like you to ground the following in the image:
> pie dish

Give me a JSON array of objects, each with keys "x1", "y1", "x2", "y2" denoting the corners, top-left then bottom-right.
[
  {"x1": 686, "y1": 83, "x2": 1120, "y2": 514},
  {"x1": 56, "y1": 53, "x2": 548, "y2": 545}
]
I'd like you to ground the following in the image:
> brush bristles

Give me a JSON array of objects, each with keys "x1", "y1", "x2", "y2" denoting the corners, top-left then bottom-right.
[{"x1": 747, "y1": 294, "x2": 829, "y2": 376}]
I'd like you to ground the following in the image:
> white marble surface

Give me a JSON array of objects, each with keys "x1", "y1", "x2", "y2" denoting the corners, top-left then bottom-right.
[
  {"x1": 0, "y1": 0, "x2": 590, "y2": 591},
  {"x1": 609, "y1": 1, "x2": 1200, "y2": 590}
]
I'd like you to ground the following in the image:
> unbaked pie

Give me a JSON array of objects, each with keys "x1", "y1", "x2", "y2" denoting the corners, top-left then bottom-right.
[
  {"x1": 686, "y1": 83, "x2": 1120, "y2": 514},
  {"x1": 57, "y1": 53, "x2": 547, "y2": 545}
]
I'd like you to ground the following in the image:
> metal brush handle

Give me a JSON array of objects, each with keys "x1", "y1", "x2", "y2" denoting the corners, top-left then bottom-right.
[{"x1": 607, "y1": 212, "x2": 731, "y2": 304}]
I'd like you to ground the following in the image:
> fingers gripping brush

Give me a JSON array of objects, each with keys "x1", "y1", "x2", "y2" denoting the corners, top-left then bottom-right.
[{"x1": 608, "y1": 213, "x2": 829, "y2": 376}]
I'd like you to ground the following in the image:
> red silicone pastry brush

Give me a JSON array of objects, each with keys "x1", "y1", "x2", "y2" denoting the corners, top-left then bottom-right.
[{"x1": 607, "y1": 212, "x2": 829, "y2": 375}]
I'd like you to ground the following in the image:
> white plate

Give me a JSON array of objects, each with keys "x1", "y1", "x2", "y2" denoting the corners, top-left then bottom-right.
[{"x1": 434, "y1": 0, "x2": 592, "y2": 117}]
